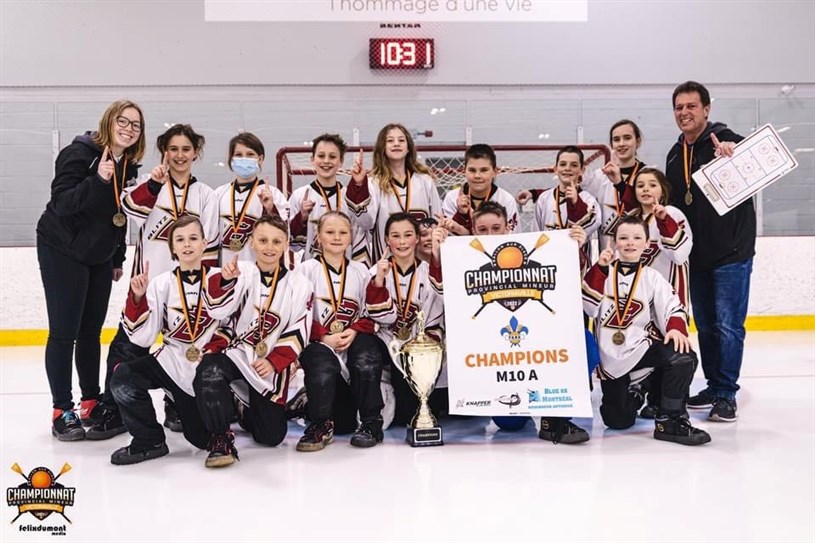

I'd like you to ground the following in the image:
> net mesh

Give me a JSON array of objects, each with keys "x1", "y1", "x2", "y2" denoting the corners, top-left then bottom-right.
[{"x1": 276, "y1": 144, "x2": 610, "y2": 232}]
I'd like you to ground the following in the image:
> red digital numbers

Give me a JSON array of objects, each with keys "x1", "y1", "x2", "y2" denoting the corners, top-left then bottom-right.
[{"x1": 369, "y1": 38, "x2": 435, "y2": 70}]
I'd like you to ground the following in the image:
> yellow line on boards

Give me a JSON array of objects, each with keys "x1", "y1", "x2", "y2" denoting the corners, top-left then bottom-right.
[{"x1": 0, "y1": 316, "x2": 813, "y2": 346}]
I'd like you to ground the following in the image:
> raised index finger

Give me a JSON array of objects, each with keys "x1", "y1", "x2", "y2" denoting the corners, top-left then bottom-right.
[
  {"x1": 710, "y1": 133, "x2": 721, "y2": 148},
  {"x1": 163, "y1": 151, "x2": 169, "y2": 167},
  {"x1": 144, "y1": 260, "x2": 150, "y2": 278},
  {"x1": 101, "y1": 146, "x2": 110, "y2": 162},
  {"x1": 356, "y1": 148, "x2": 364, "y2": 165}
]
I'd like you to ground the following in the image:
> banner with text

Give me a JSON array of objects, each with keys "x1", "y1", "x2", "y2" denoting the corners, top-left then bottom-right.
[
  {"x1": 441, "y1": 230, "x2": 592, "y2": 417},
  {"x1": 205, "y1": 0, "x2": 588, "y2": 23}
]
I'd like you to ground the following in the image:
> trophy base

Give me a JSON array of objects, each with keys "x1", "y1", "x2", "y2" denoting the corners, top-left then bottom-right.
[{"x1": 406, "y1": 426, "x2": 444, "y2": 447}]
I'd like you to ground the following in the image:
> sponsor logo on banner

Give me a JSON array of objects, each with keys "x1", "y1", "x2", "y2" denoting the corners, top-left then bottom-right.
[
  {"x1": 465, "y1": 235, "x2": 557, "y2": 317},
  {"x1": 7, "y1": 462, "x2": 75, "y2": 535},
  {"x1": 456, "y1": 398, "x2": 492, "y2": 408}
]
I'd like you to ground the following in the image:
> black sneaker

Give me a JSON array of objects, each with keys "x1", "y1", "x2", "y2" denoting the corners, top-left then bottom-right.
[
  {"x1": 110, "y1": 442, "x2": 169, "y2": 465},
  {"x1": 52, "y1": 409, "x2": 85, "y2": 442},
  {"x1": 709, "y1": 398, "x2": 738, "y2": 422},
  {"x1": 654, "y1": 416, "x2": 711, "y2": 446},
  {"x1": 205, "y1": 431, "x2": 239, "y2": 468},
  {"x1": 538, "y1": 417, "x2": 590, "y2": 444},
  {"x1": 286, "y1": 387, "x2": 308, "y2": 421},
  {"x1": 86, "y1": 405, "x2": 127, "y2": 440},
  {"x1": 350, "y1": 419, "x2": 384, "y2": 448},
  {"x1": 296, "y1": 420, "x2": 334, "y2": 452},
  {"x1": 687, "y1": 389, "x2": 714, "y2": 409},
  {"x1": 163, "y1": 397, "x2": 183, "y2": 432}
]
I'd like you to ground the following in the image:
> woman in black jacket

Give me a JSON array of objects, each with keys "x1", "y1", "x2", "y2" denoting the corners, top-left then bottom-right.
[{"x1": 37, "y1": 99, "x2": 146, "y2": 440}]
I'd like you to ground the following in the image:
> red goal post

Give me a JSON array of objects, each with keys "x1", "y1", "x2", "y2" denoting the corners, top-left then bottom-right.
[{"x1": 275, "y1": 144, "x2": 611, "y2": 231}]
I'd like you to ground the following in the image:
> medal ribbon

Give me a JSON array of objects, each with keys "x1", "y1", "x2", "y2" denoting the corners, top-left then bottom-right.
[
  {"x1": 175, "y1": 267, "x2": 207, "y2": 346},
  {"x1": 111, "y1": 157, "x2": 127, "y2": 216},
  {"x1": 612, "y1": 262, "x2": 643, "y2": 330},
  {"x1": 554, "y1": 186, "x2": 567, "y2": 229},
  {"x1": 230, "y1": 178, "x2": 260, "y2": 236},
  {"x1": 391, "y1": 259, "x2": 418, "y2": 325},
  {"x1": 256, "y1": 265, "x2": 281, "y2": 345},
  {"x1": 615, "y1": 161, "x2": 641, "y2": 217},
  {"x1": 390, "y1": 172, "x2": 412, "y2": 213},
  {"x1": 168, "y1": 177, "x2": 191, "y2": 220},
  {"x1": 314, "y1": 181, "x2": 341, "y2": 212},
  {"x1": 320, "y1": 255, "x2": 347, "y2": 327},
  {"x1": 682, "y1": 143, "x2": 694, "y2": 199}
]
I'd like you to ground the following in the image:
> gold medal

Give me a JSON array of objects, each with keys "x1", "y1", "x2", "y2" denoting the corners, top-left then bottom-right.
[
  {"x1": 683, "y1": 143, "x2": 694, "y2": 207},
  {"x1": 685, "y1": 191, "x2": 693, "y2": 206},
  {"x1": 395, "y1": 327, "x2": 411, "y2": 341},
  {"x1": 112, "y1": 212, "x2": 127, "y2": 227},
  {"x1": 610, "y1": 262, "x2": 643, "y2": 349},
  {"x1": 330, "y1": 320, "x2": 344, "y2": 334},
  {"x1": 255, "y1": 342, "x2": 268, "y2": 358},
  {"x1": 391, "y1": 260, "x2": 418, "y2": 343},
  {"x1": 612, "y1": 331, "x2": 625, "y2": 345},
  {"x1": 186, "y1": 346, "x2": 201, "y2": 362},
  {"x1": 229, "y1": 237, "x2": 243, "y2": 252}
]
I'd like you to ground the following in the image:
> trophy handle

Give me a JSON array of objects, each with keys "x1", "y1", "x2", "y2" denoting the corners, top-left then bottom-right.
[{"x1": 389, "y1": 340, "x2": 409, "y2": 379}]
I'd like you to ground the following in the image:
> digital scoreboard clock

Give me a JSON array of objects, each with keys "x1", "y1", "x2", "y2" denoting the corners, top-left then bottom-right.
[{"x1": 369, "y1": 38, "x2": 435, "y2": 70}]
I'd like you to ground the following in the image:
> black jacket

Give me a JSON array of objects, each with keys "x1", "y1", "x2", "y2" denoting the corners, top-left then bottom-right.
[
  {"x1": 666, "y1": 122, "x2": 756, "y2": 272},
  {"x1": 36, "y1": 132, "x2": 140, "y2": 267}
]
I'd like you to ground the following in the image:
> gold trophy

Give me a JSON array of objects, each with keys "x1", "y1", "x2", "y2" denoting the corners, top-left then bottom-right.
[{"x1": 389, "y1": 311, "x2": 444, "y2": 447}]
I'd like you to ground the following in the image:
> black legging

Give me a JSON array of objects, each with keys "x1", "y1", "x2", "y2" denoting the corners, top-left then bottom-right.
[{"x1": 37, "y1": 238, "x2": 113, "y2": 411}]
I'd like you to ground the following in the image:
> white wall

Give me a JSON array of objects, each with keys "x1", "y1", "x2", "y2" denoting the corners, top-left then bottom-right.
[
  {"x1": 1, "y1": 0, "x2": 814, "y2": 86},
  {"x1": 1, "y1": 237, "x2": 813, "y2": 331}
]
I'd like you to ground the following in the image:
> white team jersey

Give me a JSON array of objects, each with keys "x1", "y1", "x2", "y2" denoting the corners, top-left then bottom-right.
[
  {"x1": 346, "y1": 172, "x2": 442, "y2": 261},
  {"x1": 366, "y1": 258, "x2": 447, "y2": 387},
  {"x1": 208, "y1": 262, "x2": 312, "y2": 403},
  {"x1": 288, "y1": 181, "x2": 370, "y2": 265},
  {"x1": 534, "y1": 184, "x2": 600, "y2": 237},
  {"x1": 441, "y1": 183, "x2": 520, "y2": 233},
  {"x1": 292, "y1": 256, "x2": 373, "y2": 381},
  {"x1": 637, "y1": 207, "x2": 692, "y2": 309},
  {"x1": 122, "y1": 266, "x2": 228, "y2": 396},
  {"x1": 213, "y1": 179, "x2": 289, "y2": 264},
  {"x1": 121, "y1": 177, "x2": 220, "y2": 275},
  {"x1": 582, "y1": 262, "x2": 687, "y2": 379}
]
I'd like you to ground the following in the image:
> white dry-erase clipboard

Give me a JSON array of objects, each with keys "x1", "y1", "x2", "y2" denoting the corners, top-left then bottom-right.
[{"x1": 692, "y1": 124, "x2": 798, "y2": 216}]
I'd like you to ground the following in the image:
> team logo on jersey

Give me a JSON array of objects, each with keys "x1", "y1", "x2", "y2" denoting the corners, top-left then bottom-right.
[
  {"x1": 149, "y1": 210, "x2": 199, "y2": 242},
  {"x1": 392, "y1": 301, "x2": 420, "y2": 340},
  {"x1": 639, "y1": 241, "x2": 660, "y2": 267},
  {"x1": 500, "y1": 316, "x2": 529, "y2": 348},
  {"x1": 465, "y1": 234, "x2": 557, "y2": 317},
  {"x1": 7, "y1": 463, "x2": 75, "y2": 527},
  {"x1": 600, "y1": 299, "x2": 645, "y2": 330},
  {"x1": 166, "y1": 310, "x2": 217, "y2": 342},
  {"x1": 319, "y1": 299, "x2": 361, "y2": 330},
  {"x1": 220, "y1": 214, "x2": 257, "y2": 247}
]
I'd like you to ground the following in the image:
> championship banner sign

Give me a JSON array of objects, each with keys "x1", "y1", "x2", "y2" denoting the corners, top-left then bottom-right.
[{"x1": 440, "y1": 230, "x2": 592, "y2": 417}]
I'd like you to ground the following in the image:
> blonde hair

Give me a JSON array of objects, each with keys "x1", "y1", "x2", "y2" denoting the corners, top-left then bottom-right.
[
  {"x1": 93, "y1": 100, "x2": 146, "y2": 162},
  {"x1": 370, "y1": 123, "x2": 434, "y2": 195}
]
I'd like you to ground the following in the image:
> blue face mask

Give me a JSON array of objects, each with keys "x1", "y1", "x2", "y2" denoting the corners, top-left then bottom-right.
[{"x1": 231, "y1": 157, "x2": 260, "y2": 179}]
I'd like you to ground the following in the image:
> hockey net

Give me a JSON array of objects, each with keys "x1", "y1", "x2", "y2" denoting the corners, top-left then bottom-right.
[{"x1": 275, "y1": 144, "x2": 610, "y2": 232}]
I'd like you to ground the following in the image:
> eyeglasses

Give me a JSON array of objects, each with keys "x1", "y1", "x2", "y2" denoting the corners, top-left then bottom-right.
[{"x1": 115, "y1": 115, "x2": 142, "y2": 132}]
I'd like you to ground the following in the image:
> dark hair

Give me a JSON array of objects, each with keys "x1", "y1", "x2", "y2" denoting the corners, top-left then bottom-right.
[
  {"x1": 472, "y1": 201, "x2": 508, "y2": 225},
  {"x1": 609, "y1": 119, "x2": 643, "y2": 143},
  {"x1": 634, "y1": 167, "x2": 671, "y2": 206},
  {"x1": 672, "y1": 80, "x2": 711, "y2": 108},
  {"x1": 615, "y1": 214, "x2": 649, "y2": 239},
  {"x1": 167, "y1": 215, "x2": 205, "y2": 260},
  {"x1": 556, "y1": 145, "x2": 584, "y2": 168},
  {"x1": 157, "y1": 124, "x2": 205, "y2": 159},
  {"x1": 253, "y1": 214, "x2": 288, "y2": 237},
  {"x1": 316, "y1": 210, "x2": 352, "y2": 232},
  {"x1": 93, "y1": 100, "x2": 147, "y2": 162},
  {"x1": 229, "y1": 132, "x2": 265, "y2": 169},
  {"x1": 385, "y1": 212, "x2": 420, "y2": 237},
  {"x1": 311, "y1": 134, "x2": 347, "y2": 160},
  {"x1": 465, "y1": 143, "x2": 497, "y2": 169}
]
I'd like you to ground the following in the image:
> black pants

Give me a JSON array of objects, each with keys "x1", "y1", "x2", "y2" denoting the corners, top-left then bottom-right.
[
  {"x1": 390, "y1": 361, "x2": 449, "y2": 427},
  {"x1": 110, "y1": 354, "x2": 208, "y2": 450},
  {"x1": 299, "y1": 333, "x2": 386, "y2": 434},
  {"x1": 37, "y1": 238, "x2": 113, "y2": 410},
  {"x1": 600, "y1": 342, "x2": 698, "y2": 430},
  {"x1": 102, "y1": 323, "x2": 150, "y2": 406},
  {"x1": 194, "y1": 353, "x2": 287, "y2": 446}
]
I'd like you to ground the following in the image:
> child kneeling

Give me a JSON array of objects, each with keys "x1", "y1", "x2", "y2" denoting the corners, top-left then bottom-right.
[{"x1": 582, "y1": 215, "x2": 709, "y2": 446}]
